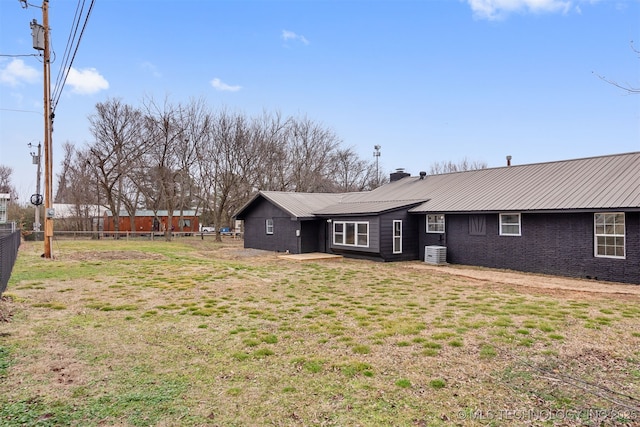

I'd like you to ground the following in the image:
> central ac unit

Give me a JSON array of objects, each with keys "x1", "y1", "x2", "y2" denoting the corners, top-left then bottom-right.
[{"x1": 425, "y1": 245, "x2": 447, "y2": 265}]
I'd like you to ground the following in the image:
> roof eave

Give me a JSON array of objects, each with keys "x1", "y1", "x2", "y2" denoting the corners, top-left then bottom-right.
[{"x1": 409, "y1": 207, "x2": 640, "y2": 214}]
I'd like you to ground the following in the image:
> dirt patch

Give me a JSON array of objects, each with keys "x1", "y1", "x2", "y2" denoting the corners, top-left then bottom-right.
[
  {"x1": 64, "y1": 250, "x2": 166, "y2": 262},
  {"x1": 213, "y1": 247, "x2": 274, "y2": 260},
  {"x1": 408, "y1": 263, "x2": 640, "y2": 297},
  {"x1": 0, "y1": 295, "x2": 13, "y2": 323}
]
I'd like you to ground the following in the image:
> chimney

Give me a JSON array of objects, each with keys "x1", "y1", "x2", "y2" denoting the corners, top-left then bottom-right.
[
  {"x1": 506, "y1": 155, "x2": 512, "y2": 167},
  {"x1": 390, "y1": 168, "x2": 410, "y2": 182}
]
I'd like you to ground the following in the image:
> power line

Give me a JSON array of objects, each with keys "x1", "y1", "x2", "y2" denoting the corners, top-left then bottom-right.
[
  {"x1": 51, "y1": 0, "x2": 86, "y2": 100},
  {"x1": 50, "y1": 0, "x2": 95, "y2": 112},
  {"x1": 10, "y1": 0, "x2": 95, "y2": 112},
  {"x1": 0, "y1": 53, "x2": 40, "y2": 57},
  {"x1": 0, "y1": 108, "x2": 43, "y2": 115}
]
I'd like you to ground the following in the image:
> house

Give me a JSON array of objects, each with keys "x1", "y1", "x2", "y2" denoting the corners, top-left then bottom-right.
[
  {"x1": 234, "y1": 152, "x2": 640, "y2": 284},
  {"x1": 235, "y1": 192, "x2": 346, "y2": 254},
  {"x1": 0, "y1": 193, "x2": 10, "y2": 224},
  {"x1": 103, "y1": 210, "x2": 199, "y2": 234}
]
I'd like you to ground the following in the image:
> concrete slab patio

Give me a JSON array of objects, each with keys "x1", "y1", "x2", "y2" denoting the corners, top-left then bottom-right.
[{"x1": 277, "y1": 252, "x2": 343, "y2": 261}]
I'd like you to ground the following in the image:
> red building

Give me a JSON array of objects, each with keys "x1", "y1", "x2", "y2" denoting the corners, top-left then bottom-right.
[{"x1": 104, "y1": 210, "x2": 199, "y2": 234}]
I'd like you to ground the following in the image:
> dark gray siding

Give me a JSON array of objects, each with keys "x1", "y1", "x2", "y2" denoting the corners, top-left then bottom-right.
[
  {"x1": 327, "y1": 209, "x2": 420, "y2": 261},
  {"x1": 378, "y1": 210, "x2": 420, "y2": 261},
  {"x1": 242, "y1": 198, "x2": 301, "y2": 253},
  {"x1": 329, "y1": 216, "x2": 380, "y2": 254},
  {"x1": 300, "y1": 220, "x2": 322, "y2": 253},
  {"x1": 418, "y1": 212, "x2": 640, "y2": 284}
]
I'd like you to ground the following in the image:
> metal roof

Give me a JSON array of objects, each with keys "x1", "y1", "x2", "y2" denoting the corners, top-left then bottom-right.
[
  {"x1": 314, "y1": 199, "x2": 427, "y2": 215},
  {"x1": 235, "y1": 191, "x2": 349, "y2": 219},
  {"x1": 234, "y1": 152, "x2": 640, "y2": 219},
  {"x1": 408, "y1": 151, "x2": 640, "y2": 213}
]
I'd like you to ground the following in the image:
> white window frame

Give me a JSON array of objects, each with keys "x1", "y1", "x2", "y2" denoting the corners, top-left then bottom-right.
[
  {"x1": 334, "y1": 222, "x2": 344, "y2": 244},
  {"x1": 393, "y1": 220, "x2": 402, "y2": 254},
  {"x1": 426, "y1": 214, "x2": 445, "y2": 233},
  {"x1": 499, "y1": 213, "x2": 521, "y2": 236},
  {"x1": 333, "y1": 221, "x2": 369, "y2": 248},
  {"x1": 265, "y1": 218, "x2": 274, "y2": 235},
  {"x1": 594, "y1": 212, "x2": 625, "y2": 259}
]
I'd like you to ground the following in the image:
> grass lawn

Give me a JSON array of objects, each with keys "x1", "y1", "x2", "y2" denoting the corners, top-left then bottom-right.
[{"x1": 0, "y1": 238, "x2": 638, "y2": 426}]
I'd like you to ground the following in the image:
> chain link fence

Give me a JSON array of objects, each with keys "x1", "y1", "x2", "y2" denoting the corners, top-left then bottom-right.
[{"x1": 0, "y1": 223, "x2": 21, "y2": 296}]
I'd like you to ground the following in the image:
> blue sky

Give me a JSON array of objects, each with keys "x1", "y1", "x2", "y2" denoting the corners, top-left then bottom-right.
[{"x1": 1, "y1": 0, "x2": 639, "y2": 202}]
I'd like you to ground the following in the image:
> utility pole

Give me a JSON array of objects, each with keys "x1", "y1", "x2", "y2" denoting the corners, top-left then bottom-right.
[
  {"x1": 28, "y1": 0, "x2": 53, "y2": 258},
  {"x1": 28, "y1": 142, "x2": 42, "y2": 236}
]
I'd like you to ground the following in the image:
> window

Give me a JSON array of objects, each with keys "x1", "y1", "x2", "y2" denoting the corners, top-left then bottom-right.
[
  {"x1": 265, "y1": 218, "x2": 274, "y2": 235},
  {"x1": 334, "y1": 222, "x2": 344, "y2": 243},
  {"x1": 333, "y1": 221, "x2": 369, "y2": 247},
  {"x1": 499, "y1": 213, "x2": 521, "y2": 236},
  {"x1": 393, "y1": 220, "x2": 402, "y2": 254},
  {"x1": 356, "y1": 223, "x2": 368, "y2": 246},
  {"x1": 427, "y1": 214, "x2": 445, "y2": 233},
  {"x1": 595, "y1": 213, "x2": 625, "y2": 258}
]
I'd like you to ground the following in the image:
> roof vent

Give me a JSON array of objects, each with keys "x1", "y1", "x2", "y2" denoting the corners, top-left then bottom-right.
[
  {"x1": 506, "y1": 155, "x2": 512, "y2": 166},
  {"x1": 419, "y1": 171, "x2": 427, "y2": 180}
]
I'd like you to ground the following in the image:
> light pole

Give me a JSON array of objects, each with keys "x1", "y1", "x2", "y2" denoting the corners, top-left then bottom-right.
[{"x1": 373, "y1": 145, "x2": 381, "y2": 188}]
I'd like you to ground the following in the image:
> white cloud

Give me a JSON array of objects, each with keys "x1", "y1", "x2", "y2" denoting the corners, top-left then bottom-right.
[
  {"x1": 0, "y1": 59, "x2": 40, "y2": 86},
  {"x1": 210, "y1": 78, "x2": 242, "y2": 92},
  {"x1": 467, "y1": 0, "x2": 573, "y2": 20},
  {"x1": 65, "y1": 67, "x2": 109, "y2": 95},
  {"x1": 281, "y1": 29, "x2": 309, "y2": 46}
]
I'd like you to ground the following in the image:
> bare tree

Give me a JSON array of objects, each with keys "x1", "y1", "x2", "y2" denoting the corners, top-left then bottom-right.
[
  {"x1": 140, "y1": 96, "x2": 185, "y2": 240},
  {"x1": 286, "y1": 116, "x2": 340, "y2": 192},
  {"x1": 429, "y1": 157, "x2": 488, "y2": 175},
  {"x1": 0, "y1": 165, "x2": 16, "y2": 197},
  {"x1": 249, "y1": 111, "x2": 291, "y2": 191},
  {"x1": 53, "y1": 143, "x2": 98, "y2": 231},
  {"x1": 194, "y1": 126, "x2": 217, "y2": 229},
  {"x1": 54, "y1": 142, "x2": 73, "y2": 204},
  {"x1": 595, "y1": 41, "x2": 639, "y2": 94},
  {"x1": 60, "y1": 97, "x2": 390, "y2": 237},
  {"x1": 86, "y1": 98, "x2": 146, "y2": 235},
  {"x1": 331, "y1": 147, "x2": 377, "y2": 192},
  {"x1": 119, "y1": 174, "x2": 143, "y2": 234},
  {"x1": 174, "y1": 98, "x2": 211, "y2": 233},
  {"x1": 208, "y1": 110, "x2": 250, "y2": 241},
  {"x1": 195, "y1": 108, "x2": 272, "y2": 239}
]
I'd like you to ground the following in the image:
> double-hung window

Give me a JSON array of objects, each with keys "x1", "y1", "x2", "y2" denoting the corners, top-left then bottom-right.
[
  {"x1": 499, "y1": 213, "x2": 521, "y2": 236},
  {"x1": 265, "y1": 218, "x2": 274, "y2": 235},
  {"x1": 427, "y1": 214, "x2": 445, "y2": 233},
  {"x1": 333, "y1": 221, "x2": 369, "y2": 247},
  {"x1": 594, "y1": 213, "x2": 625, "y2": 258},
  {"x1": 393, "y1": 220, "x2": 402, "y2": 254}
]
